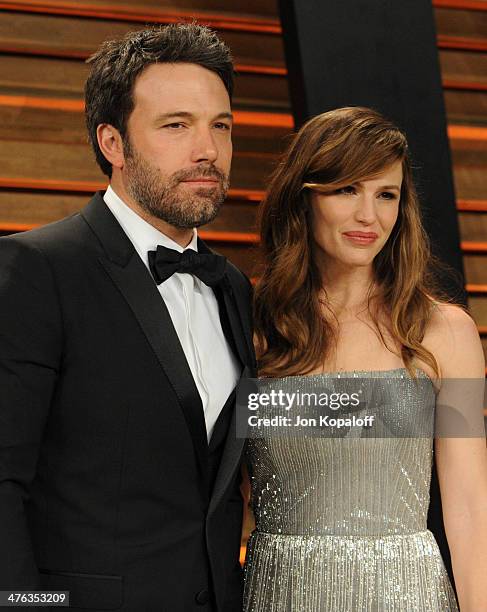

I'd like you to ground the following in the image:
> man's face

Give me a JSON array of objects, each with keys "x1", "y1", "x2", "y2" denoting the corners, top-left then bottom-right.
[{"x1": 122, "y1": 62, "x2": 232, "y2": 229}]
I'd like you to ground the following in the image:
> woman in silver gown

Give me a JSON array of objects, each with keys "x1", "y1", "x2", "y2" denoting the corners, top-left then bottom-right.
[{"x1": 243, "y1": 107, "x2": 487, "y2": 611}]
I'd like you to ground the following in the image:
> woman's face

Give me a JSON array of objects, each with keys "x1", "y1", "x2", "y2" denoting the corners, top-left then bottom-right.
[{"x1": 310, "y1": 161, "x2": 403, "y2": 270}]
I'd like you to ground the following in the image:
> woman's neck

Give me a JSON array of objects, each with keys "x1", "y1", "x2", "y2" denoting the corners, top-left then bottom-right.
[{"x1": 318, "y1": 261, "x2": 378, "y2": 315}]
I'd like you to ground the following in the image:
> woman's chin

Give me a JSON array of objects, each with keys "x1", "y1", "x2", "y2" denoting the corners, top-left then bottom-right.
[{"x1": 332, "y1": 252, "x2": 376, "y2": 270}]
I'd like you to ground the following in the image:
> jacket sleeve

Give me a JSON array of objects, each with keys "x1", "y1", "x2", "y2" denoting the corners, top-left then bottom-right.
[{"x1": 0, "y1": 237, "x2": 62, "y2": 588}]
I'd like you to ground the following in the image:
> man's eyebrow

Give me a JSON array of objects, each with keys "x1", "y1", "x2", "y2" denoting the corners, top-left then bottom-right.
[
  {"x1": 153, "y1": 111, "x2": 194, "y2": 123},
  {"x1": 214, "y1": 112, "x2": 233, "y2": 122},
  {"x1": 153, "y1": 111, "x2": 233, "y2": 123}
]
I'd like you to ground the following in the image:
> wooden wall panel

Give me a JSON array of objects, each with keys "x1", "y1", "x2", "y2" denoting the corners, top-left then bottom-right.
[
  {"x1": 464, "y1": 255, "x2": 487, "y2": 283},
  {"x1": 0, "y1": 11, "x2": 286, "y2": 66},
  {"x1": 469, "y1": 296, "x2": 487, "y2": 327},
  {"x1": 444, "y1": 90, "x2": 487, "y2": 124},
  {"x1": 0, "y1": 104, "x2": 87, "y2": 143},
  {"x1": 0, "y1": 11, "x2": 136, "y2": 55},
  {"x1": 0, "y1": 0, "x2": 280, "y2": 18},
  {"x1": 451, "y1": 134, "x2": 487, "y2": 201},
  {"x1": 0, "y1": 190, "x2": 86, "y2": 226},
  {"x1": 0, "y1": 140, "x2": 100, "y2": 182},
  {"x1": 68, "y1": 0, "x2": 279, "y2": 15},
  {"x1": 435, "y1": 7, "x2": 487, "y2": 39},
  {"x1": 58, "y1": 0, "x2": 279, "y2": 16},
  {"x1": 459, "y1": 212, "x2": 487, "y2": 242},
  {"x1": 453, "y1": 167, "x2": 487, "y2": 199},
  {"x1": 0, "y1": 55, "x2": 88, "y2": 98},
  {"x1": 450, "y1": 134, "x2": 487, "y2": 163},
  {"x1": 439, "y1": 49, "x2": 487, "y2": 84}
]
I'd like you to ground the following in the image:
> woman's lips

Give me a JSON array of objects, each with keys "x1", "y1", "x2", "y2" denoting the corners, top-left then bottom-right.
[{"x1": 342, "y1": 231, "x2": 378, "y2": 245}]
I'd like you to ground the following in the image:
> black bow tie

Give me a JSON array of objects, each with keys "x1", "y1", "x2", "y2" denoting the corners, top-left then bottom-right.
[{"x1": 148, "y1": 244, "x2": 227, "y2": 287}]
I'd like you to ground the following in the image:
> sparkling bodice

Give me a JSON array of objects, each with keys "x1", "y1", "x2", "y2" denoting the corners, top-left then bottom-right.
[{"x1": 246, "y1": 369, "x2": 436, "y2": 536}]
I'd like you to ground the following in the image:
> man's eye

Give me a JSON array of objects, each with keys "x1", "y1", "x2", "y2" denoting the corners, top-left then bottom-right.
[
  {"x1": 214, "y1": 122, "x2": 231, "y2": 130},
  {"x1": 164, "y1": 123, "x2": 185, "y2": 129}
]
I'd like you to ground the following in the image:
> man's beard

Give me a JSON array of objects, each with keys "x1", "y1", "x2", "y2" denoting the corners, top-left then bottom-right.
[{"x1": 123, "y1": 138, "x2": 229, "y2": 229}]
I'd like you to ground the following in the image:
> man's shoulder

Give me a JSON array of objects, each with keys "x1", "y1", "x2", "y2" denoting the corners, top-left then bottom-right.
[{"x1": 224, "y1": 259, "x2": 252, "y2": 297}]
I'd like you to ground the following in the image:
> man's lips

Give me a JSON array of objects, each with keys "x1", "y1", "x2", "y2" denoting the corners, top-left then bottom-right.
[
  {"x1": 342, "y1": 231, "x2": 378, "y2": 244},
  {"x1": 181, "y1": 177, "x2": 219, "y2": 185}
]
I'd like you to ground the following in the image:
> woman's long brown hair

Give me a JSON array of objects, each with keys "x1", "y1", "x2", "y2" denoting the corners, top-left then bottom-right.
[{"x1": 254, "y1": 106, "x2": 449, "y2": 379}]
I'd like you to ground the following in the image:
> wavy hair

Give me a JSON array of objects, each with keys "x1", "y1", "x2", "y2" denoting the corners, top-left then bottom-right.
[{"x1": 254, "y1": 106, "x2": 449, "y2": 379}]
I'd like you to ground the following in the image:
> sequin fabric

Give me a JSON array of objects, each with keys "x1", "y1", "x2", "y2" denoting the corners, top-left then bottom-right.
[{"x1": 243, "y1": 369, "x2": 458, "y2": 611}]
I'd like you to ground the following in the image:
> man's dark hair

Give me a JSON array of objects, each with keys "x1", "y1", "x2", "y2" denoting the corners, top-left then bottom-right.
[{"x1": 85, "y1": 22, "x2": 234, "y2": 177}]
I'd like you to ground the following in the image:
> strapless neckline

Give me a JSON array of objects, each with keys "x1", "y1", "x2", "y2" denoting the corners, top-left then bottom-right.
[{"x1": 269, "y1": 367, "x2": 433, "y2": 385}]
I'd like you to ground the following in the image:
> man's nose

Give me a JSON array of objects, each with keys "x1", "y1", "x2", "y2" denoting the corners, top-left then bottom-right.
[{"x1": 191, "y1": 128, "x2": 218, "y2": 164}]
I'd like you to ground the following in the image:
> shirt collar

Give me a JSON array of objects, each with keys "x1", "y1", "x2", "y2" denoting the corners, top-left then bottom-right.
[{"x1": 103, "y1": 185, "x2": 198, "y2": 268}]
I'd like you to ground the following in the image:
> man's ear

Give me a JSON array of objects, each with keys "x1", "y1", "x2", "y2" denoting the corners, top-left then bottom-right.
[{"x1": 97, "y1": 124, "x2": 125, "y2": 170}]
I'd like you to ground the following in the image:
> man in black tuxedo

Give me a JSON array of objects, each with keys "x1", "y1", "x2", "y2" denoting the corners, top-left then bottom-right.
[{"x1": 0, "y1": 23, "x2": 255, "y2": 611}]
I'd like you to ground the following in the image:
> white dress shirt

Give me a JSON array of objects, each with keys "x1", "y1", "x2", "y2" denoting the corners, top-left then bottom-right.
[{"x1": 104, "y1": 185, "x2": 241, "y2": 441}]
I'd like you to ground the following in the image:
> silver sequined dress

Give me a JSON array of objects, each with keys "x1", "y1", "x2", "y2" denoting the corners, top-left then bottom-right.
[{"x1": 243, "y1": 369, "x2": 458, "y2": 611}]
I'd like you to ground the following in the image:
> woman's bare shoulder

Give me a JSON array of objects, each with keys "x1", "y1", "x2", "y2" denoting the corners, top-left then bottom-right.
[
  {"x1": 423, "y1": 301, "x2": 484, "y2": 378},
  {"x1": 427, "y1": 301, "x2": 475, "y2": 331}
]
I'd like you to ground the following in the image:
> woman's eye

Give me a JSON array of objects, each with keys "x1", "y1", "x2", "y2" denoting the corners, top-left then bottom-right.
[
  {"x1": 337, "y1": 186, "x2": 356, "y2": 195},
  {"x1": 379, "y1": 191, "x2": 398, "y2": 200}
]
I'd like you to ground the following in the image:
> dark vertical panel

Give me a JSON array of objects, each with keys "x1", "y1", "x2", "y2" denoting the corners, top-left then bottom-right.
[{"x1": 279, "y1": 0, "x2": 461, "y2": 586}]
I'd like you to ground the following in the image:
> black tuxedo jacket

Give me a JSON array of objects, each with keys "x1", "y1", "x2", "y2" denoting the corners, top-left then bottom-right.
[{"x1": 0, "y1": 192, "x2": 256, "y2": 611}]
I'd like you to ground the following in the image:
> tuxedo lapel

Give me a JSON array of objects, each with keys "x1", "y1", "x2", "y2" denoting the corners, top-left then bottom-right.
[
  {"x1": 196, "y1": 241, "x2": 255, "y2": 517},
  {"x1": 198, "y1": 238, "x2": 253, "y2": 369},
  {"x1": 81, "y1": 193, "x2": 209, "y2": 476},
  {"x1": 220, "y1": 282, "x2": 250, "y2": 367}
]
